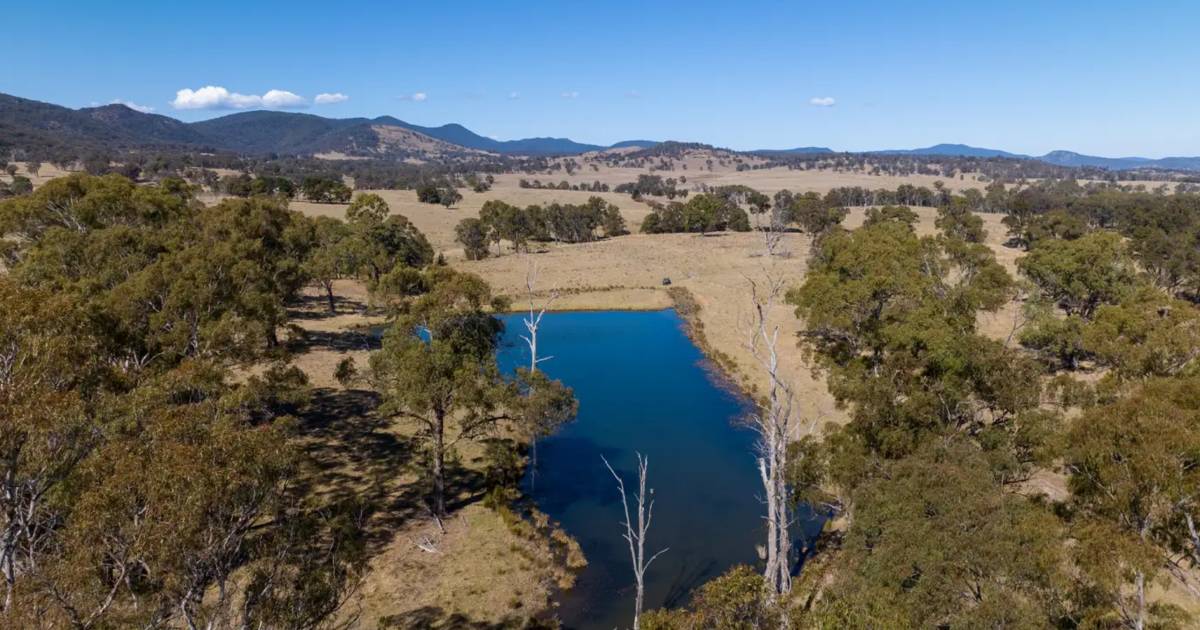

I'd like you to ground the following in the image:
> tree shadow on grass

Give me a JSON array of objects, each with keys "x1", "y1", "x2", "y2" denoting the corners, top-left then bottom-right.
[
  {"x1": 287, "y1": 291, "x2": 371, "y2": 321},
  {"x1": 290, "y1": 327, "x2": 381, "y2": 353},
  {"x1": 294, "y1": 387, "x2": 492, "y2": 557},
  {"x1": 378, "y1": 606, "x2": 557, "y2": 629}
]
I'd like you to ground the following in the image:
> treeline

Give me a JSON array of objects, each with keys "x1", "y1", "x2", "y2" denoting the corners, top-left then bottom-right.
[
  {"x1": 759, "y1": 151, "x2": 1200, "y2": 183},
  {"x1": 5, "y1": 144, "x2": 514, "y2": 195},
  {"x1": 455, "y1": 197, "x2": 627, "y2": 259},
  {"x1": 519, "y1": 178, "x2": 611, "y2": 192},
  {"x1": 644, "y1": 183, "x2": 1200, "y2": 628},
  {"x1": 218, "y1": 173, "x2": 353, "y2": 203}
]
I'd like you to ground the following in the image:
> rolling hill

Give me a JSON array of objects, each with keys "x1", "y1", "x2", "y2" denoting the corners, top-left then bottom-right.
[
  {"x1": 3, "y1": 91, "x2": 1199, "y2": 170},
  {"x1": 871, "y1": 143, "x2": 1028, "y2": 159}
]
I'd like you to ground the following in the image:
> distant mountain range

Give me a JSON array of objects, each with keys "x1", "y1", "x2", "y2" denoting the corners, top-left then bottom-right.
[
  {"x1": 2, "y1": 91, "x2": 1198, "y2": 170},
  {"x1": 753, "y1": 142, "x2": 1200, "y2": 171},
  {"x1": 0, "y1": 93, "x2": 655, "y2": 158}
]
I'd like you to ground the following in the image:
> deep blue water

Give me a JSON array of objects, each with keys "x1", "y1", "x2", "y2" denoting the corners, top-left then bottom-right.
[{"x1": 494, "y1": 309, "x2": 819, "y2": 630}]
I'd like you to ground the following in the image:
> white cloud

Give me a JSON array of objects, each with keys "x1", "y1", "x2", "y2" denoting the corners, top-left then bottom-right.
[
  {"x1": 508, "y1": 91, "x2": 520, "y2": 100},
  {"x1": 314, "y1": 92, "x2": 349, "y2": 105},
  {"x1": 561, "y1": 91, "x2": 580, "y2": 99},
  {"x1": 172, "y1": 86, "x2": 263, "y2": 110},
  {"x1": 809, "y1": 96, "x2": 836, "y2": 107},
  {"x1": 171, "y1": 85, "x2": 310, "y2": 110},
  {"x1": 625, "y1": 90, "x2": 641, "y2": 98},
  {"x1": 261, "y1": 89, "x2": 306, "y2": 108},
  {"x1": 398, "y1": 92, "x2": 427, "y2": 102},
  {"x1": 112, "y1": 99, "x2": 155, "y2": 113}
]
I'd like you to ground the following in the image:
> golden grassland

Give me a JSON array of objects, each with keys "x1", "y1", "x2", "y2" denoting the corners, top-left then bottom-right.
[
  {"x1": 289, "y1": 167, "x2": 1025, "y2": 440},
  {"x1": 13, "y1": 162, "x2": 1198, "y2": 624}
]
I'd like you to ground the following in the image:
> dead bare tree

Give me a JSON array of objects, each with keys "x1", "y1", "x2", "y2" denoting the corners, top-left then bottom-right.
[
  {"x1": 521, "y1": 258, "x2": 559, "y2": 376},
  {"x1": 742, "y1": 220, "x2": 805, "y2": 599},
  {"x1": 602, "y1": 453, "x2": 667, "y2": 630},
  {"x1": 521, "y1": 258, "x2": 558, "y2": 488}
]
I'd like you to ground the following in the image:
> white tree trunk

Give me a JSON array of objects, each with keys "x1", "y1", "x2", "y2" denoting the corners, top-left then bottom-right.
[
  {"x1": 521, "y1": 259, "x2": 558, "y2": 489},
  {"x1": 744, "y1": 222, "x2": 803, "y2": 598},
  {"x1": 603, "y1": 453, "x2": 667, "y2": 630}
]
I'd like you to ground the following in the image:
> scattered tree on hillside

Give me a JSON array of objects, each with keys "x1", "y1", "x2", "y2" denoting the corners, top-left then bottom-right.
[{"x1": 455, "y1": 217, "x2": 490, "y2": 260}]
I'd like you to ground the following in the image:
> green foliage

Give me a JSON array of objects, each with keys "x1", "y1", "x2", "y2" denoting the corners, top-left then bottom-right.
[
  {"x1": 415, "y1": 180, "x2": 461, "y2": 207},
  {"x1": 1018, "y1": 230, "x2": 1142, "y2": 318},
  {"x1": 1018, "y1": 303, "x2": 1090, "y2": 370},
  {"x1": 614, "y1": 173, "x2": 685, "y2": 199},
  {"x1": 1083, "y1": 287, "x2": 1200, "y2": 379},
  {"x1": 1064, "y1": 377, "x2": 1200, "y2": 628},
  {"x1": 300, "y1": 175, "x2": 351, "y2": 203},
  {"x1": 223, "y1": 173, "x2": 296, "y2": 198},
  {"x1": 369, "y1": 268, "x2": 511, "y2": 516},
  {"x1": 455, "y1": 217, "x2": 491, "y2": 260},
  {"x1": 511, "y1": 368, "x2": 578, "y2": 446},
  {"x1": 862, "y1": 204, "x2": 918, "y2": 230},
  {"x1": 936, "y1": 197, "x2": 986, "y2": 242},
  {"x1": 641, "y1": 566, "x2": 781, "y2": 630},
  {"x1": 345, "y1": 192, "x2": 390, "y2": 223},
  {"x1": 0, "y1": 176, "x2": 366, "y2": 627},
  {"x1": 341, "y1": 195, "x2": 434, "y2": 288},
  {"x1": 640, "y1": 193, "x2": 751, "y2": 234},
  {"x1": 789, "y1": 220, "x2": 1044, "y2": 490},
  {"x1": 472, "y1": 197, "x2": 625, "y2": 253},
  {"x1": 306, "y1": 215, "x2": 354, "y2": 312},
  {"x1": 813, "y1": 443, "x2": 1069, "y2": 629},
  {"x1": 334, "y1": 356, "x2": 358, "y2": 388},
  {"x1": 776, "y1": 189, "x2": 847, "y2": 239},
  {"x1": 2, "y1": 174, "x2": 314, "y2": 362}
]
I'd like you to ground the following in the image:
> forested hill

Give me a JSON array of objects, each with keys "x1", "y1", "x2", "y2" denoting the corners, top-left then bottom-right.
[{"x1": 0, "y1": 92, "x2": 649, "y2": 159}]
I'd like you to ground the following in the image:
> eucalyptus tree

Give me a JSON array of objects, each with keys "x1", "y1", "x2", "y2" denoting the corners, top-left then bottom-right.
[
  {"x1": 1065, "y1": 376, "x2": 1200, "y2": 629},
  {"x1": 305, "y1": 215, "x2": 354, "y2": 313},
  {"x1": 788, "y1": 220, "x2": 1046, "y2": 495},
  {"x1": 454, "y1": 217, "x2": 490, "y2": 260},
  {"x1": 370, "y1": 268, "x2": 512, "y2": 519},
  {"x1": 342, "y1": 194, "x2": 433, "y2": 288}
]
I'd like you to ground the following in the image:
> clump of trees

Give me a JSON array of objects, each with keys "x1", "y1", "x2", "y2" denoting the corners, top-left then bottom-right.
[
  {"x1": 455, "y1": 197, "x2": 627, "y2": 259},
  {"x1": 303, "y1": 192, "x2": 434, "y2": 309},
  {"x1": 415, "y1": 180, "x2": 462, "y2": 207},
  {"x1": 298, "y1": 175, "x2": 351, "y2": 203},
  {"x1": 771, "y1": 189, "x2": 849, "y2": 241},
  {"x1": 0, "y1": 173, "x2": 378, "y2": 628},
  {"x1": 640, "y1": 193, "x2": 751, "y2": 234},
  {"x1": 220, "y1": 173, "x2": 298, "y2": 198},
  {"x1": 615, "y1": 174, "x2": 686, "y2": 199}
]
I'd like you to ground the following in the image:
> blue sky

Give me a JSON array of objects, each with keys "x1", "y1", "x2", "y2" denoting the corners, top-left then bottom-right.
[{"x1": 4, "y1": 1, "x2": 1199, "y2": 156}]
